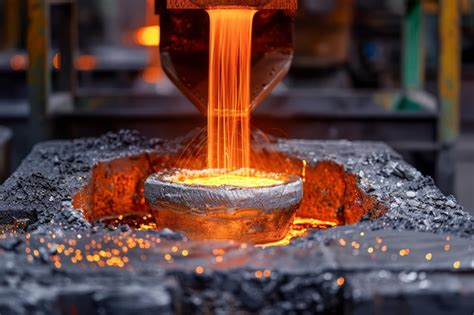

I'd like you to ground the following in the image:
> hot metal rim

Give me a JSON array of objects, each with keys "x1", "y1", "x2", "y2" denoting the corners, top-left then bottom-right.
[{"x1": 144, "y1": 169, "x2": 304, "y2": 214}]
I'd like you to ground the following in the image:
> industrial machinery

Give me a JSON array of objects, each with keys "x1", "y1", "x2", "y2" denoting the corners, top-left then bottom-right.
[
  {"x1": 144, "y1": 0, "x2": 302, "y2": 243},
  {"x1": 0, "y1": 2, "x2": 472, "y2": 313},
  {"x1": 0, "y1": 0, "x2": 463, "y2": 194},
  {"x1": 157, "y1": 0, "x2": 296, "y2": 113}
]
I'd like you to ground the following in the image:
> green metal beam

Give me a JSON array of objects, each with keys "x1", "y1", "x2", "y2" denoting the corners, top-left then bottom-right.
[{"x1": 402, "y1": 0, "x2": 425, "y2": 91}]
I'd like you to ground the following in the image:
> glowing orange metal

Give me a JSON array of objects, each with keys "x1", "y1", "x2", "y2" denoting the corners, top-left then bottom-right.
[
  {"x1": 174, "y1": 172, "x2": 284, "y2": 188},
  {"x1": 207, "y1": 9, "x2": 255, "y2": 172}
]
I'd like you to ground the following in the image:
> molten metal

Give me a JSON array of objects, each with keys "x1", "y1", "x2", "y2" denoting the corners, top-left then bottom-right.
[
  {"x1": 145, "y1": 169, "x2": 303, "y2": 243},
  {"x1": 207, "y1": 9, "x2": 255, "y2": 171},
  {"x1": 178, "y1": 174, "x2": 283, "y2": 187},
  {"x1": 144, "y1": 3, "x2": 303, "y2": 243}
]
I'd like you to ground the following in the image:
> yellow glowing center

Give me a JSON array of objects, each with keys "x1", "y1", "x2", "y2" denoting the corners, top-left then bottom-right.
[
  {"x1": 178, "y1": 174, "x2": 284, "y2": 188},
  {"x1": 136, "y1": 26, "x2": 160, "y2": 46}
]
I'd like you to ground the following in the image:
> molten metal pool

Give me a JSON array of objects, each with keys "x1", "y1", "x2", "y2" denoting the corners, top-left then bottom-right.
[
  {"x1": 169, "y1": 169, "x2": 285, "y2": 188},
  {"x1": 145, "y1": 169, "x2": 303, "y2": 244}
]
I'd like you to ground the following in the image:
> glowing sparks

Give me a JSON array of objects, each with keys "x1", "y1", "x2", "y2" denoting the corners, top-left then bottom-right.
[
  {"x1": 399, "y1": 249, "x2": 410, "y2": 257},
  {"x1": 195, "y1": 266, "x2": 204, "y2": 274},
  {"x1": 351, "y1": 241, "x2": 361, "y2": 250},
  {"x1": 453, "y1": 261, "x2": 461, "y2": 269},
  {"x1": 336, "y1": 277, "x2": 345, "y2": 286}
]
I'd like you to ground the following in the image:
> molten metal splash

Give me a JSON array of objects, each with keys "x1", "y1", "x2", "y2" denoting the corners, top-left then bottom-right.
[
  {"x1": 207, "y1": 9, "x2": 256, "y2": 172},
  {"x1": 261, "y1": 218, "x2": 338, "y2": 247}
]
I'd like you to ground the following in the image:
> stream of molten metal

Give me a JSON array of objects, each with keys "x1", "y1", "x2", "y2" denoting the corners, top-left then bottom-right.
[{"x1": 207, "y1": 9, "x2": 256, "y2": 176}]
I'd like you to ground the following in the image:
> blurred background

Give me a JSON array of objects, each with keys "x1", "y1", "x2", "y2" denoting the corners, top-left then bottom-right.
[{"x1": 0, "y1": 0, "x2": 472, "y2": 213}]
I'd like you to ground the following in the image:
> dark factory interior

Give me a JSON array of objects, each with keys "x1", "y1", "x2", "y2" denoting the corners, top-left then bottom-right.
[{"x1": 0, "y1": 0, "x2": 472, "y2": 314}]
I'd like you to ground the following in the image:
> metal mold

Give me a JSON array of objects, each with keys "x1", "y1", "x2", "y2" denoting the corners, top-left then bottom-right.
[{"x1": 145, "y1": 169, "x2": 303, "y2": 243}]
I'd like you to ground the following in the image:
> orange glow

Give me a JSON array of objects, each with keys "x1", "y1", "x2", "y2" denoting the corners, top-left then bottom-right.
[
  {"x1": 195, "y1": 266, "x2": 204, "y2": 274},
  {"x1": 135, "y1": 26, "x2": 160, "y2": 47},
  {"x1": 141, "y1": 66, "x2": 163, "y2": 84},
  {"x1": 336, "y1": 277, "x2": 345, "y2": 286},
  {"x1": 207, "y1": 9, "x2": 256, "y2": 172},
  {"x1": 177, "y1": 173, "x2": 284, "y2": 188},
  {"x1": 399, "y1": 249, "x2": 410, "y2": 257},
  {"x1": 10, "y1": 54, "x2": 28, "y2": 71},
  {"x1": 53, "y1": 52, "x2": 61, "y2": 69},
  {"x1": 75, "y1": 55, "x2": 96, "y2": 71},
  {"x1": 261, "y1": 217, "x2": 338, "y2": 247},
  {"x1": 72, "y1": 151, "x2": 387, "y2": 244}
]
